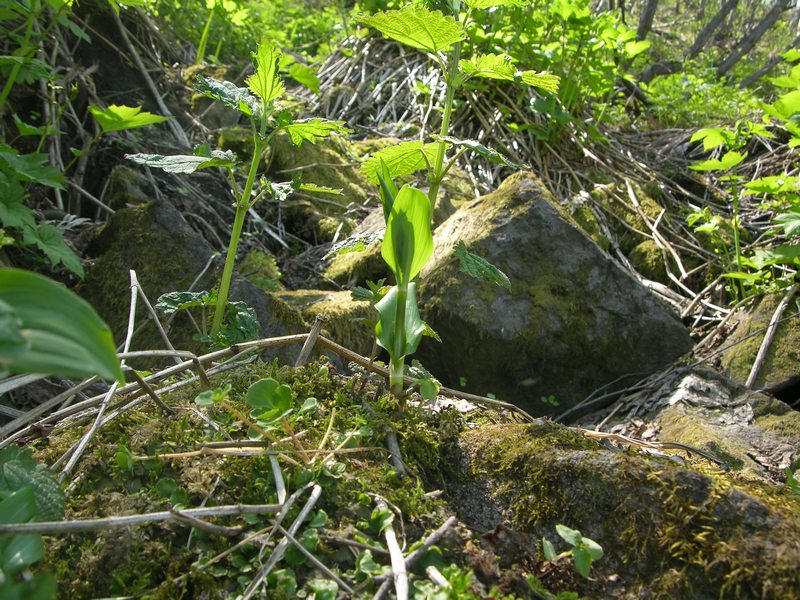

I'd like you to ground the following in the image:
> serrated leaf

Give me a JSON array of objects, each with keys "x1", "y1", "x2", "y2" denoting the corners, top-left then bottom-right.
[
  {"x1": 362, "y1": 141, "x2": 441, "y2": 184},
  {"x1": 0, "y1": 446, "x2": 66, "y2": 521},
  {"x1": 218, "y1": 300, "x2": 259, "y2": 345},
  {"x1": 0, "y1": 187, "x2": 36, "y2": 231},
  {"x1": 764, "y1": 89, "x2": 800, "y2": 121},
  {"x1": 288, "y1": 62, "x2": 320, "y2": 94},
  {"x1": 23, "y1": 222, "x2": 84, "y2": 277},
  {"x1": 247, "y1": 41, "x2": 285, "y2": 104},
  {"x1": 454, "y1": 240, "x2": 511, "y2": 289},
  {"x1": 125, "y1": 150, "x2": 236, "y2": 174},
  {"x1": 155, "y1": 290, "x2": 215, "y2": 316},
  {"x1": 775, "y1": 208, "x2": 800, "y2": 236},
  {"x1": 357, "y1": 6, "x2": 465, "y2": 54},
  {"x1": 460, "y1": 53, "x2": 517, "y2": 80},
  {"x1": 743, "y1": 175, "x2": 800, "y2": 195},
  {"x1": 0, "y1": 145, "x2": 64, "y2": 189},
  {"x1": 88, "y1": 104, "x2": 169, "y2": 133},
  {"x1": 438, "y1": 136, "x2": 522, "y2": 168},
  {"x1": 382, "y1": 185, "x2": 433, "y2": 284},
  {"x1": 195, "y1": 76, "x2": 258, "y2": 116},
  {"x1": 283, "y1": 119, "x2": 351, "y2": 146},
  {"x1": 689, "y1": 151, "x2": 745, "y2": 171},
  {"x1": 325, "y1": 231, "x2": 383, "y2": 258},
  {"x1": 0, "y1": 269, "x2": 123, "y2": 383},
  {"x1": 517, "y1": 71, "x2": 560, "y2": 94}
]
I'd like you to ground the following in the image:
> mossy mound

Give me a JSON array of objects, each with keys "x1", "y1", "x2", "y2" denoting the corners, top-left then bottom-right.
[
  {"x1": 449, "y1": 422, "x2": 800, "y2": 599},
  {"x1": 721, "y1": 292, "x2": 800, "y2": 394}
]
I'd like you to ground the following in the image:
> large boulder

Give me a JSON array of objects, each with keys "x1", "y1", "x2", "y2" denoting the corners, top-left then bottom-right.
[{"x1": 416, "y1": 171, "x2": 693, "y2": 416}]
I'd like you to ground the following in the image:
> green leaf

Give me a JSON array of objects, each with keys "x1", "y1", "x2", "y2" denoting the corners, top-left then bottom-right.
[
  {"x1": 438, "y1": 136, "x2": 523, "y2": 169},
  {"x1": 750, "y1": 244, "x2": 800, "y2": 268},
  {"x1": 362, "y1": 141, "x2": 440, "y2": 184},
  {"x1": 155, "y1": 290, "x2": 215, "y2": 316},
  {"x1": 245, "y1": 378, "x2": 293, "y2": 424},
  {"x1": 786, "y1": 468, "x2": 800, "y2": 495},
  {"x1": 466, "y1": 0, "x2": 528, "y2": 8},
  {"x1": 307, "y1": 578, "x2": 338, "y2": 600},
  {"x1": 0, "y1": 447, "x2": 65, "y2": 522},
  {"x1": 88, "y1": 104, "x2": 169, "y2": 133},
  {"x1": 542, "y1": 537, "x2": 557, "y2": 561},
  {"x1": 283, "y1": 119, "x2": 351, "y2": 146},
  {"x1": 689, "y1": 151, "x2": 745, "y2": 171},
  {"x1": 247, "y1": 41, "x2": 285, "y2": 104},
  {"x1": 0, "y1": 299, "x2": 28, "y2": 360},
  {"x1": 12, "y1": 114, "x2": 58, "y2": 137},
  {"x1": 298, "y1": 182, "x2": 343, "y2": 195},
  {"x1": 583, "y1": 537, "x2": 604, "y2": 561},
  {"x1": 765, "y1": 89, "x2": 800, "y2": 121},
  {"x1": 690, "y1": 127, "x2": 731, "y2": 151},
  {"x1": 218, "y1": 300, "x2": 259, "y2": 346},
  {"x1": 419, "y1": 377, "x2": 440, "y2": 401},
  {"x1": 454, "y1": 240, "x2": 511, "y2": 289},
  {"x1": 0, "y1": 146, "x2": 64, "y2": 189},
  {"x1": 358, "y1": 6, "x2": 464, "y2": 54},
  {"x1": 555, "y1": 524, "x2": 582, "y2": 547},
  {"x1": 325, "y1": 232, "x2": 383, "y2": 258},
  {"x1": 288, "y1": 63, "x2": 320, "y2": 94},
  {"x1": 23, "y1": 223, "x2": 84, "y2": 277},
  {"x1": 624, "y1": 39, "x2": 651, "y2": 58},
  {"x1": 459, "y1": 54, "x2": 560, "y2": 93},
  {"x1": 775, "y1": 208, "x2": 800, "y2": 237},
  {"x1": 743, "y1": 175, "x2": 800, "y2": 195},
  {"x1": 195, "y1": 76, "x2": 258, "y2": 116},
  {"x1": 0, "y1": 269, "x2": 124, "y2": 383},
  {"x1": 517, "y1": 71, "x2": 561, "y2": 94},
  {"x1": 375, "y1": 283, "x2": 426, "y2": 359},
  {"x1": 382, "y1": 185, "x2": 433, "y2": 284},
  {"x1": 572, "y1": 546, "x2": 591, "y2": 577},
  {"x1": 2, "y1": 533, "x2": 44, "y2": 576},
  {"x1": 781, "y1": 49, "x2": 800, "y2": 62},
  {"x1": 125, "y1": 150, "x2": 237, "y2": 174}
]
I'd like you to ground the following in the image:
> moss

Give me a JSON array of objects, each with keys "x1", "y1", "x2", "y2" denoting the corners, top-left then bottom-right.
[
  {"x1": 104, "y1": 165, "x2": 151, "y2": 210},
  {"x1": 238, "y1": 248, "x2": 282, "y2": 292},
  {"x1": 756, "y1": 411, "x2": 800, "y2": 437},
  {"x1": 722, "y1": 293, "x2": 800, "y2": 389},
  {"x1": 323, "y1": 241, "x2": 387, "y2": 286},
  {"x1": 217, "y1": 125, "x2": 254, "y2": 158},
  {"x1": 629, "y1": 239, "x2": 669, "y2": 284}
]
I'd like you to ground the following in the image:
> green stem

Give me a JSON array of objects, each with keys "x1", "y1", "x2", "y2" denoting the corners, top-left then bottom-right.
[
  {"x1": 210, "y1": 137, "x2": 266, "y2": 337},
  {"x1": 0, "y1": 0, "x2": 38, "y2": 114},
  {"x1": 389, "y1": 282, "x2": 408, "y2": 397},
  {"x1": 195, "y1": 5, "x2": 216, "y2": 65}
]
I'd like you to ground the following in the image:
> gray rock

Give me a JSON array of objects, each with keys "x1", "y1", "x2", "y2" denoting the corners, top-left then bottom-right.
[{"x1": 416, "y1": 171, "x2": 693, "y2": 417}]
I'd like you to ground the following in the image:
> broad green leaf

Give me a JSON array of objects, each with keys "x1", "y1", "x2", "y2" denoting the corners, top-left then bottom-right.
[
  {"x1": 624, "y1": 39, "x2": 651, "y2": 58},
  {"x1": 218, "y1": 300, "x2": 259, "y2": 346},
  {"x1": 572, "y1": 546, "x2": 591, "y2": 577},
  {"x1": 288, "y1": 62, "x2": 320, "y2": 94},
  {"x1": 0, "y1": 269, "x2": 124, "y2": 383},
  {"x1": 690, "y1": 127, "x2": 731, "y2": 151},
  {"x1": 298, "y1": 182, "x2": 343, "y2": 195},
  {"x1": 763, "y1": 89, "x2": 800, "y2": 121},
  {"x1": 88, "y1": 104, "x2": 169, "y2": 133},
  {"x1": 362, "y1": 141, "x2": 441, "y2": 184},
  {"x1": 377, "y1": 158, "x2": 399, "y2": 220},
  {"x1": 155, "y1": 290, "x2": 215, "y2": 316},
  {"x1": 542, "y1": 537, "x2": 557, "y2": 561},
  {"x1": 454, "y1": 240, "x2": 511, "y2": 289},
  {"x1": 767, "y1": 74, "x2": 800, "y2": 89},
  {"x1": 246, "y1": 41, "x2": 285, "y2": 104},
  {"x1": 283, "y1": 119, "x2": 351, "y2": 146},
  {"x1": 23, "y1": 223, "x2": 84, "y2": 277},
  {"x1": 12, "y1": 114, "x2": 58, "y2": 137},
  {"x1": 245, "y1": 377, "x2": 293, "y2": 423},
  {"x1": 750, "y1": 244, "x2": 800, "y2": 268},
  {"x1": 0, "y1": 446, "x2": 65, "y2": 522},
  {"x1": 438, "y1": 136, "x2": 523, "y2": 169},
  {"x1": 2, "y1": 532, "x2": 44, "y2": 576},
  {"x1": 0, "y1": 145, "x2": 64, "y2": 189},
  {"x1": 460, "y1": 53, "x2": 516, "y2": 80},
  {"x1": 375, "y1": 283, "x2": 426, "y2": 360},
  {"x1": 382, "y1": 185, "x2": 433, "y2": 284},
  {"x1": 780, "y1": 49, "x2": 800, "y2": 62},
  {"x1": 555, "y1": 524, "x2": 582, "y2": 547},
  {"x1": 419, "y1": 377, "x2": 440, "y2": 401},
  {"x1": 195, "y1": 76, "x2": 257, "y2": 116},
  {"x1": 125, "y1": 150, "x2": 236, "y2": 174},
  {"x1": 0, "y1": 299, "x2": 28, "y2": 360},
  {"x1": 743, "y1": 175, "x2": 800, "y2": 195},
  {"x1": 775, "y1": 208, "x2": 800, "y2": 236},
  {"x1": 307, "y1": 578, "x2": 338, "y2": 600},
  {"x1": 689, "y1": 151, "x2": 745, "y2": 171},
  {"x1": 357, "y1": 6, "x2": 465, "y2": 54},
  {"x1": 517, "y1": 71, "x2": 560, "y2": 94},
  {"x1": 0, "y1": 186, "x2": 36, "y2": 231},
  {"x1": 0, "y1": 486, "x2": 36, "y2": 525},
  {"x1": 583, "y1": 537, "x2": 604, "y2": 561}
]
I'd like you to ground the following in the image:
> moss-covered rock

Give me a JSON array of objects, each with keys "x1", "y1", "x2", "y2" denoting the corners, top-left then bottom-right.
[
  {"x1": 415, "y1": 171, "x2": 692, "y2": 416},
  {"x1": 447, "y1": 421, "x2": 800, "y2": 599},
  {"x1": 721, "y1": 292, "x2": 800, "y2": 393},
  {"x1": 629, "y1": 239, "x2": 669, "y2": 284},
  {"x1": 104, "y1": 165, "x2": 152, "y2": 210}
]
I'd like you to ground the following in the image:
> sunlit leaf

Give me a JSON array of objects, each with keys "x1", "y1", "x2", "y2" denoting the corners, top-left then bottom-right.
[
  {"x1": 382, "y1": 185, "x2": 433, "y2": 284},
  {"x1": 88, "y1": 104, "x2": 169, "y2": 133},
  {"x1": 283, "y1": 118, "x2": 351, "y2": 146},
  {"x1": 288, "y1": 62, "x2": 320, "y2": 94},
  {"x1": 325, "y1": 231, "x2": 383, "y2": 257},
  {"x1": 454, "y1": 240, "x2": 511, "y2": 289},
  {"x1": 555, "y1": 524, "x2": 582, "y2": 546},
  {"x1": 466, "y1": 0, "x2": 528, "y2": 8},
  {"x1": 247, "y1": 41, "x2": 285, "y2": 103},
  {"x1": 775, "y1": 208, "x2": 800, "y2": 236},
  {"x1": 542, "y1": 537, "x2": 556, "y2": 561},
  {"x1": 438, "y1": 136, "x2": 522, "y2": 169},
  {"x1": 362, "y1": 141, "x2": 441, "y2": 184},
  {"x1": 125, "y1": 150, "x2": 237, "y2": 174},
  {"x1": 689, "y1": 151, "x2": 745, "y2": 171},
  {"x1": 460, "y1": 53, "x2": 559, "y2": 93},
  {"x1": 195, "y1": 76, "x2": 258, "y2": 116},
  {"x1": 357, "y1": 6, "x2": 465, "y2": 54},
  {"x1": 375, "y1": 283, "x2": 426, "y2": 360},
  {"x1": 624, "y1": 39, "x2": 650, "y2": 58}
]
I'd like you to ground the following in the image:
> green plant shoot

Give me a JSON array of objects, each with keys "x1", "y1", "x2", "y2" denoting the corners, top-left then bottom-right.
[{"x1": 542, "y1": 524, "x2": 604, "y2": 578}]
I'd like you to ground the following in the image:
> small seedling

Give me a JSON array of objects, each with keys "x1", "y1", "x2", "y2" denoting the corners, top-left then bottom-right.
[{"x1": 542, "y1": 524, "x2": 604, "y2": 578}]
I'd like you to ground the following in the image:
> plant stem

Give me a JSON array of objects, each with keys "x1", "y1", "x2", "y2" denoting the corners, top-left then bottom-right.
[
  {"x1": 0, "y1": 0, "x2": 38, "y2": 114},
  {"x1": 210, "y1": 138, "x2": 266, "y2": 337},
  {"x1": 389, "y1": 283, "x2": 408, "y2": 397}
]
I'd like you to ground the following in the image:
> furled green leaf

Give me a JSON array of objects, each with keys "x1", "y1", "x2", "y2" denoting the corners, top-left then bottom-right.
[
  {"x1": 382, "y1": 185, "x2": 433, "y2": 284},
  {"x1": 0, "y1": 269, "x2": 124, "y2": 382},
  {"x1": 283, "y1": 119, "x2": 351, "y2": 146},
  {"x1": 288, "y1": 62, "x2": 320, "y2": 94},
  {"x1": 195, "y1": 76, "x2": 258, "y2": 116},
  {"x1": 438, "y1": 136, "x2": 523, "y2": 169},
  {"x1": 357, "y1": 6, "x2": 465, "y2": 54},
  {"x1": 555, "y1": 524, "x2": 582, "y2": 547},
  {"x1": 125, "y1": 150, "x2": 237, "y2": 174},
  {"x1": 362, "y1": 141, "x2": 441, "y2": 184},
  {"x1": 689, "y1": 151, "x2": 745, "y2": 171},
  {"x1": 218, "y1": 300, "x2": 260, "y2": 346},
  {"x1": 454, "y1": 240, "x2": 511, "y2": 289},
  {"x1": 0, "y1": 145, "x2": 64, "y2": 189},
  {"x1": 22, "y1": 223, "x2": 84, "y2": 277},
  {"x1": 0, "y1": 446, "x2": 66, "y2": 523},
  {"x1": 246, "y1": 377, "x2": 293, "y2": 423},
  {"x1": 375, "y1": 283, "x2": 426, "y2": 360},
  {"x1": 377, "y1": 158, "x2": 399, "y2": 221},
  {"x1": 88, "y1": 104, "x2": 169, "y2": 133},
  {"x1": 246, "y1": 41, "x2": 285, "y2": 104}
]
